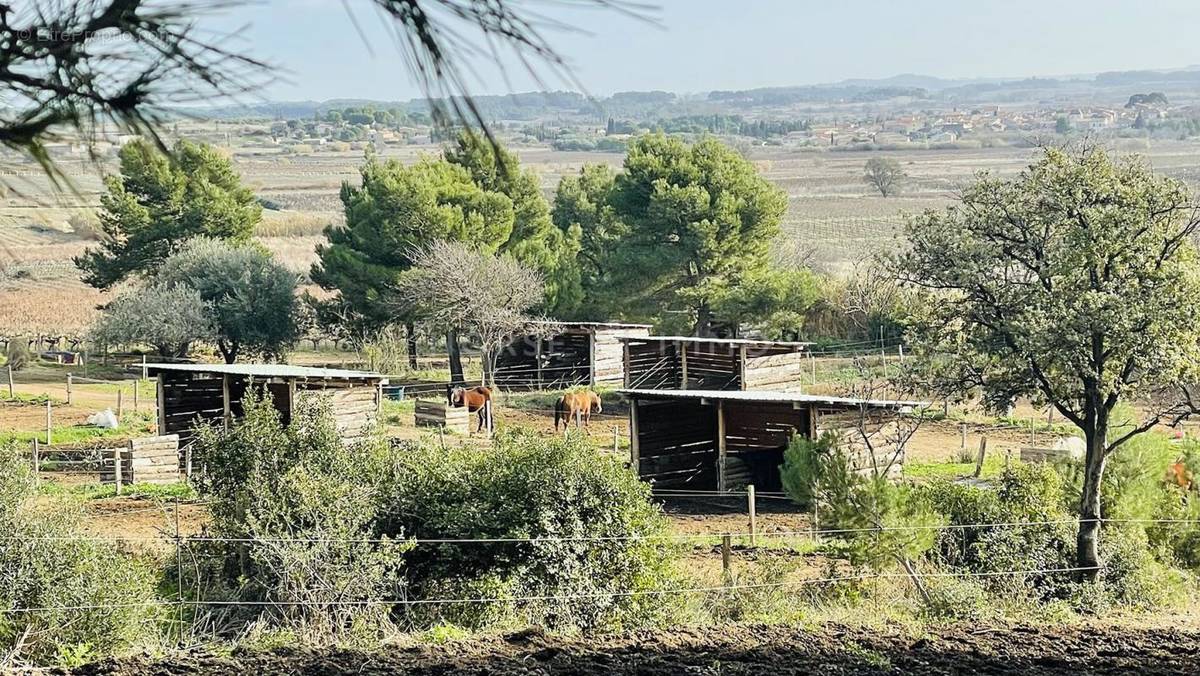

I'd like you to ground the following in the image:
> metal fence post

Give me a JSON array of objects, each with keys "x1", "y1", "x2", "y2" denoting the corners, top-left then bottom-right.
[{"x1": 747, "y1": 484, "x2": 757, "y2": 546}]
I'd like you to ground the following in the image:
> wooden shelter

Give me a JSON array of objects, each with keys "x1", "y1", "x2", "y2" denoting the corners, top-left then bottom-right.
[
  {"x1": 494, "y1": 322, "x2": 652, "y2": 390},
  {"x1": 146, "y1": 363, "x2": 387, "y2": 444},
  {"x1": 620, "y1": 336, "x2": 810, "y2": 392},
  {"x1": 621, "y1": 389, "x2": 920, "y2": 492}
]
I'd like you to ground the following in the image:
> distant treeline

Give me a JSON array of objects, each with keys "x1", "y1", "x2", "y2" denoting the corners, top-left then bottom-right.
[
  {"x1": 607, "y1": 114, "x2": 810, "y2": 139},
  {"x1": 708, "y1": 86, "x2": 928, "y2": 106}
]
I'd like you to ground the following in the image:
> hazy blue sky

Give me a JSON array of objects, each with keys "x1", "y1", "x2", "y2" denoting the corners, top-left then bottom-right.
[{"x1": 205, "y1": 0, "x2": 1200, "y2": 101}]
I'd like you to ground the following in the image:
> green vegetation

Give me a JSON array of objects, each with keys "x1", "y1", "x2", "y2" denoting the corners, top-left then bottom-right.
[
  {"x1": 75, "y1": 140, "x2": 261, "y2": 290},
  {"x1": 0, "y1": 443, "x2": 161, "y2": 666},
  {"x1": 901, "y1": 146, "x2": 1200, "y2": 576}
]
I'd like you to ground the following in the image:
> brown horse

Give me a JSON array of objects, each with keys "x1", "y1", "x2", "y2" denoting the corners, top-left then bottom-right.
[
  {"x1": 450, "y1": 385, "x2": 493, "y2": 433},
  {"x1": 555, "y1": 390, "x2": 602, "y2": 431}
]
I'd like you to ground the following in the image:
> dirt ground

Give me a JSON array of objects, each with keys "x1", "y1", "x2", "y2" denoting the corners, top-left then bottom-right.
[{"x1": 65, "y1": 622, "x2": 1200, "y2": 675}]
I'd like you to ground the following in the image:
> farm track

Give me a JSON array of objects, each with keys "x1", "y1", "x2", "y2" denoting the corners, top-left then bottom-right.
[{"x1": 65, "y1": 622, "x2": 1200, "y2": 675}]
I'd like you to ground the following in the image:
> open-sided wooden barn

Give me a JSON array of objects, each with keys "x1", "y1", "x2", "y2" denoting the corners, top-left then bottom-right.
[
  {"x1": 620, "y1": 336, "x2": 810, "y2": 392},
  {"x1": 146, "y1": 363, "x2": 387, "y2": 444},
  {"x1": 493, "y1": 321, "x2": 652, "y2": 389},
  {"x1": 621, "y1": 389, "x2": 920, "y2": 492}
]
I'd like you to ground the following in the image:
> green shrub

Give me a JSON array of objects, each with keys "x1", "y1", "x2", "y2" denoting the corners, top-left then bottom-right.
[
  {"x1": 780, "y1": 432, "x2": 837, "y2": 509},
  {"x1": 0, "y1": 444, "x2": 160, "y2": 666},
  {"x1": 192, "y1": 393, "x2": 408, "y2": 643},
  {"x1": 193, "y1": 394, "x2": 676, "y2": 637},
  {"x1": 377, "y1": 428, "x2": 677, "y2": 631}
]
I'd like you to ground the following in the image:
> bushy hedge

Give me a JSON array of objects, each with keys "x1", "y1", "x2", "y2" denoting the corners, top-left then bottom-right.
[
  {"x1": 0, "y1": 445, "x2": 160, "y2": 666},
  {"x1": 193, "y1": 393, "x2": 676, "y2": 638},
  {"x1": 377, "y1": 428, "x2": 675, "y2": 630}
]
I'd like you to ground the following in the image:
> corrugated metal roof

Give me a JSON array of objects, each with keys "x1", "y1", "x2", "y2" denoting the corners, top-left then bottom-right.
[
  {"x1": 145, "y1": 363, "x2": 388, "y2": 382},
  {"x1": 616, "y1": 336, "x2": 811, "y2": 349},
  {"x1": 619, "y1": 388, "x2": 923, "y2": 409}
]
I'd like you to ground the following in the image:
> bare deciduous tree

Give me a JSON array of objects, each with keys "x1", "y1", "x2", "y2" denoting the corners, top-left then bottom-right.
[
  {"x1": 863, "y1": 157, "x2": 906, "y2": 197},
  {"x1": 394, "y1": 240, "x2": 550, "y2": 387}
]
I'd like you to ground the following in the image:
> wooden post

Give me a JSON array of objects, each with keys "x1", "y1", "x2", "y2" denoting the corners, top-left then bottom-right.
[
  {"x1": 678, "y1": 340, "x2": 688, "y2": 390},
  {"x1": 534, "y1": 338, "x2": 543, "y2": 389},
  {"x1": 622, "y1": 340, "x2": 631, "y2": 389},
  {"x1": 6, "y1": 365, "x2": 12, "y2": 398},
  {"x1": 973, "y1": 436, "x2": 988, "y2": 478},
  {"x1": 113, "y1": 447, "x2": 123, "y2": 495},
  {"x1": 747, "y1": 484, "x2": 757, "y2": 546},
  {"x1": 185, "y1": 443, "x2": 193, "y2": 480},
  {"x1": 156, "y1": 376, "x2": 166, "y2": 436},
  {"x1": 1029, "y1": 418, "x2": 1035, "y2": 445},
  {"x1": 898, "y1": 344, "x2": 905, "y2": 361},
  {"x1": 716, "y1": 400, "x2": 727, "y2": 493},
  {"x1": 809, "y1": 352, "x2": 816, "y2": 385},
  {"x1": 612, "y1": 425, "x2": 619, "y2": 454},
  {"x1": 45, "y1": 399, "x2": 51, "y2": 445},
  {"x1": 960, "y1": 423, "x2": 967, "y2": 450},
  {"x1": 133, "y1": 382, "x2": 139, "y2": 411},
  {"x1": 116, "y1": 388, "x2": 123, "y2": 420},
  {"x1": 629, "y1": 400, "x2": 640, "y2": 469},
  {"x1": 221, "y1": 374, "x2": 231, "y2": 431},
  {"x1": 721, "y1": 535, "x2": 732, "y2": 584},
  {"x1": 31, "y1": 439, "x2": 39, "y2": 484},
  {"x1": 486, "y1": 399, "x2": 494, "y2": 437},
  {"x1": 141, "y1": 354, "x2": 148, "y2": 381},
  {"x1": 66, "y1": 373, "x2": 72, "y2": 405}
]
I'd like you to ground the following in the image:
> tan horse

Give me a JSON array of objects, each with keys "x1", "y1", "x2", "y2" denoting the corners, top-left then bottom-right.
[
  {"x1": 450, "y1": 385, "x2": 493, "y2": 433},
  {"x1": 555, "y1": 390, "x2": 602, "y2": 431}
]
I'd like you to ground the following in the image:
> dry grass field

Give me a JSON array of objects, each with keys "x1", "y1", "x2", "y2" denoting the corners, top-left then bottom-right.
[{"x1": 5, "y1": 130, "x2": 1200, "y2": 335}]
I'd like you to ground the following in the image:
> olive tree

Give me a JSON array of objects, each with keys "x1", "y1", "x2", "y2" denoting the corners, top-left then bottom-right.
[
  {"x1": 91, "y1": 284, "x2": 214, "y2": 358},
  {"x1": 863, "y1": 157, "x2": 906, "y2": 197},
  {"x1": 898, "y1": 147, "x2": 1200, "y2": 577}
]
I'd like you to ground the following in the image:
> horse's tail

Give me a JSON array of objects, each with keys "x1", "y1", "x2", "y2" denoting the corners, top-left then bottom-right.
[{"x1": 554, "y1": 396, "x2": 565, "y2": 430}]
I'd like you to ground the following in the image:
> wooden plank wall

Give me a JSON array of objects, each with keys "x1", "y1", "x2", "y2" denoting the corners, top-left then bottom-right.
[
  {"x1": 100, "y1": 434, "x2": 180, "y2": 485},
  {"x1": 815, "y1": 408, "x2": 905, "y2": 479},
  {"x1": 541, "y1": 331, "x2": 592, "y2": 388},
  {"x1": 160, "y1": 373, "x2": 224, "y2": 440},
  {"x1": 414, "y1": 398, "x2": 471, "y2": 434},
  {"x1": 634, "y1": 398, "x2": 718, "y2": 489},
  {"x1": 722, "y1": 402, "x2": 808, "y2": 491},
  {"x1": 295, "y1": 384, "x2": 380, "y2": 443},
  {"x1": 494, "y1": 333, "x2": 541, "y2": 389},
  {"x1": 624, "y1": 340, "x2": 680, "y2": 389},
  {"x1": 681, "y1": 342, "x2": 741, "y2": 390},
  {"x1": 594, "y1": 327, "x2": 648, "y2": 385},
  {"x1": 494, "y1": 331, "x2": 593, "y2": 389},
  {"x1": 743, "y1": 351, "x2": 806, "y2": 392}
]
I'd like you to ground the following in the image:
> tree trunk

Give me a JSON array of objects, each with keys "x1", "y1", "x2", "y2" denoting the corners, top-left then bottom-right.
[
  {"x1": 693, "y1": 303, "x2": 713, "y2": 337},
  {"x1": 218, "y1": 340, "x2": 238, "y2": 364},
  {"x1": 446, "y1": 329, "x2": 464, "y2": 385},
  {"x1": 405, "y1": 321, "x2": 419, "y2": 370},
  {"x1": 1076, "y1": 417, "x2": 1108, "y2": 581}
]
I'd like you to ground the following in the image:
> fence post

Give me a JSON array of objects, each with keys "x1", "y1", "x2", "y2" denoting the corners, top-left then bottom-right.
[
  {"x1": 133, "y1": 382, "x2": 139, "y2": 411},
  {"x1": 6, "y1": 364, "x2": 12, "y2": 398},
  {"x1": 960, "y1": 423, "x2": 967, "y2": 450},
  {"x1": 45, "y1": 399, "x2": 51, "y2": 445},
  {"x1": 142, "y1": 354, "x2": 148, "y2": 381},
  {"x1": 31, "y1": 439, "x2": 39, "y2": 485},
  {"x1": 113, "y1": 447, "x2": 123, "y2": 495},
  {"x1": 612, "y1": 426, "x2": 619, "y2": 454},
  {"x1": 721, "y1": 535, "x2": 732, "y2": 585},
  {"x1": 66, "y1": 373, "x2": 72, "y2": 405},
  {"x1": 116, "y1": 389, "x2": 123, "y2": 420},
  {"x1": 747, "y1": 484, "x2": 757, "y2": 546},
  {"x1": 973, "y1": 436, "x2": 988, "y2": 478},
  {"x1": 1028, "y1": 418, "x2": 1035, "y2": 445},
  {"x1": 185, "y1": 443, "x2": 193, "y2": 480},
  {"x1": 174, "y1": 496, "x2": 184, "y2": 642},
  {"x1": 809, "y1": 352, "x2": 816, "y2": 385}
]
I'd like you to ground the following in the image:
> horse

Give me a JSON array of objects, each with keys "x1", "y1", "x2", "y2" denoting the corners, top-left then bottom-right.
[
  {"x1": 555, "y1": 390, "x2": 602, "y2": 431},
  {"x1": 450, "y1": 385, "x2": 493, "y2": 433}
]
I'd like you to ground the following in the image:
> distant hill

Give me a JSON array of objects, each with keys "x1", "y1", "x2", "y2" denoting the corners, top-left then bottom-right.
[{"x1": 178, "y1": 65, "x2": 1200, "y2": 121}]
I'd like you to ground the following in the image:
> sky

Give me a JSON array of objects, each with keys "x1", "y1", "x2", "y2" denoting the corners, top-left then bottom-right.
[{"x1": 203, "y1": 0, "x2": 1200, "y2": 101}]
